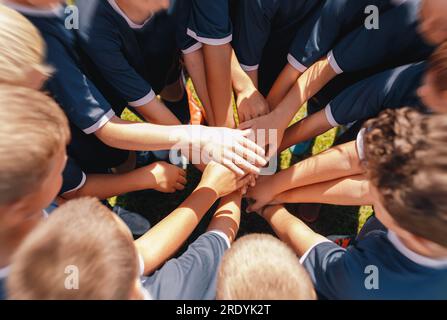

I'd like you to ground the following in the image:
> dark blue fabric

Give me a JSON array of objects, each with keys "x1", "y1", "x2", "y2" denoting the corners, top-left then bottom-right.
[
  {"x1": 60, "y1": 157, "x2": 85, "y2": 195},
  {"x1": 328, "y1": 62, "x2": 426, "y2": 126},
  {"x1": 302, "y1": 232, "x2": 447, "y2": 300},
  {"x1": 77, "y1": 0, "x2": 181, "y2": 109}
]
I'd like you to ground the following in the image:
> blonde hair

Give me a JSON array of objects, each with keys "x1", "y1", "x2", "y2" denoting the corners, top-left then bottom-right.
[
  {"x1": 0, "y1": 4, "x2": 52, "y2": 86},
  {"x1": 0, "y1": 85, "x2": 70, "y2": 205},
  {"x1": 7, "y1": 198, "x2": 140, "y2": 300},
  {"x1": 217, "y1": 234, "x2": 316, "y2": 300}
]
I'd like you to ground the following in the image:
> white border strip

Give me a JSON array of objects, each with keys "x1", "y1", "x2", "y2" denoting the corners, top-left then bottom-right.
[
  {"x1": 240, "y1": 64, "x2": 259, "y2": 72},
  {"x1": 327, "y1": 51, "x2": 344, "y2": 75},
  {"x1": 107, "y1": 0, "x2": 152, "y2": 29},
  {"x1": 129, "y1": 90, "x2": 156, "y2": 108},
  {"x1": 356, "y1": 128, "x2": 366, "y2": 161},
  {"x1": 287, "y1": 54, "x2": 308, "y2": 73},
  {"x1": 187, "y1": 28, "x2": 233, "y2": 46},
  {"x1": 325, "y1": 104, "x2": 340, "y2": 127},
  {"x1": 182, "y1": 42, "x2": 203, "y2": 55},
  {"x1": 299, "y1": 240, "x2": 333, "y2": 264},
  {"x1": 388, "y1": 231, "x2": 447, "y2": 269},
  {"x1": 83, "y1": 109, "x2": 116, "y2": 134},
  {"x1": 209, "y1": 230, "x2": 231, "y2": 249},
  {"x1": 61, "y1": 172, "x2": 87, "y2": 195}
]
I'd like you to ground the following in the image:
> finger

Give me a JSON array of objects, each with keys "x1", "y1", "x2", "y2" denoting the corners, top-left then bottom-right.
[
  {"x1": 177, "y1": 175, "x2": 187, "y2": 185},
  {"x1": 175, "y1": 183, "x2": 186, "y2": 191},
  {"x1": 222, "y1": 158, "x2": 246, "y2": 176},
  {"x1": 226, "y1": 151, "x2": 261, "y2": 175},
  {"x1": 178, "y1": 168, "x2": 187, "y2": 177},
  {"x1": 238, "y1": 111, "x2": 246, "y2": 124},
  {"x1": 236, "y1": 175, "x2": 252, "y2": 190},
  {"x1": 238, "y1": 120, "x2": 255, "y2": 130},
  {"x1": 236, "y1": 140, "x2": 267, "y2": 167}
]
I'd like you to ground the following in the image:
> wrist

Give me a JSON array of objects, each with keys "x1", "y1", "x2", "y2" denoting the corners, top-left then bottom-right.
[{"x1": 196, "y1": 180, "x2": 220, "y2": 199}]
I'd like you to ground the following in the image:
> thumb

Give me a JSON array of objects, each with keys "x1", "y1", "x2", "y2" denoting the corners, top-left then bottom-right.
[{"x1": 238, "y1": 120, "x2": 255, "y2": 130}]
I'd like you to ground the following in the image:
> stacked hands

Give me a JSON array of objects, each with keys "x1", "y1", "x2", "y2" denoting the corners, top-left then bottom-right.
[{"x1": 147, "y1": 90, "x2": 283, "y2": 212}]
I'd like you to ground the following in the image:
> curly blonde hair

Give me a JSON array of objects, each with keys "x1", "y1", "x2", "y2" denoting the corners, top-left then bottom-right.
[{"x1": 364, "y1": 108, "x2": 447, "y2": 247}]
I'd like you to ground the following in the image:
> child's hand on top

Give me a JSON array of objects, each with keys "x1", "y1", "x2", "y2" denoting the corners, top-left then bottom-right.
[
  {"x1": 146, "y1": 161, "x2": 187, "y2": 193},
  {"x1": 245, "y1": 175, "x2": 276, "y2": 212},
  {"x1": 237, "y1": 88, "x2": 270, "y2": 123},
  {"x1": 198, "y1": 161, "x2": 253, "y2": 198}
]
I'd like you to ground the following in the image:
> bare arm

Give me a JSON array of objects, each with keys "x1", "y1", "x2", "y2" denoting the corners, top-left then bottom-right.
[
  {"x1": 207, "y1": 192, "x2": 242, "y2": 244},
  {"x1": 267, "y1": 63, "x2": 302, "y2": 109},
  {"x1": 279, "y1": 109, "x2": 333, "y2": 152},
  {"x1": 183, "y1": 49, "x2": 215, "y2": 126},
  {"x1": 247, "y1": 141, "x2": 364, "y2": 211},
  {"x1": 261, "y1": 205, "x2": 329, "y2": 257},
  {"x1": 274, "y1": 175, "x2": 373, "y2": 206},
  {"x1": 61, "y1": 162, "x2": 186, "y2": 200}
]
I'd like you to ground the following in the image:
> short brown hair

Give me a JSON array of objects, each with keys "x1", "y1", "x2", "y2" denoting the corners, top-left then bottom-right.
[
  {"x1": 217, "y1": 234, "x2": 316, "y2": 300},
  {"x1": 364, "y1": 108, "x2": 447, "y2": 247},
  {"x1": 0, "y1": 85, "x2": 70, "y2": 205},
  {"x1": 0, "y1": 4, "x2": 52, "y2": 86},
  {"x1": 428, "y1": 41, "x2": 447, "y2": 93},
  {"x1": 7, "y1": 198, "x2": 139, "y2": 300}
]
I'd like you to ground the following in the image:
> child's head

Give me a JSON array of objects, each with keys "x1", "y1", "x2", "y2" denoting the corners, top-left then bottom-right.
[
  {"x1": 216, "y1": 234, "x2": 316, "y2": 300},
  {"x1": 418, "y1": 42, "x2": 447, "y2": 114},
  {"x1": 0, "y1": 85, "x2": 69, "y2": 232},
  {"x1": 7, "y1": 198, "x2": 143, "y2": 300},
  {"x1": 363, "y1": 108, "x2": 447, "y2": 250},
  {"x1": 0, "y1": 4, "x2": 52, "y2": 89},
  {"x1": 419, "y1": 0, "x2": 447, "y2": 45}
]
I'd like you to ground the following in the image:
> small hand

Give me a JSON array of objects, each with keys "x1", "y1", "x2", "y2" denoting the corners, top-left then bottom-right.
[
  {"x1": 199, "y1": 161, "x2": 253, "y2": 198},
  {"x1": 245, "y1": 175, "x2": 276, "y2": 212},
  {"x1": 147, "y1": 161, "x2": 187, "y2": 193},
  {"x1": 239, "y1": 112, "x2": 286, "y2": 159},
  {"x1": 236, "y1": 88, "x2": 270, "y2": 123}
]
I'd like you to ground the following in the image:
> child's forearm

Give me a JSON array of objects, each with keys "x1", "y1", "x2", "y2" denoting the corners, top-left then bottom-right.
[
  {"x1": 61, "y1": 167, "x2": 161, "y2": 200},
  {"x1": 207, "y1": 192, "x2": 242, "y2": 243},
  {"x1": 245, "y1": 70, "x2": 258, "y2": 88},
  {"x1": 279, "y1": 110, "x2": 333, "y2": 152},
  {"x1": 203, "y1": 43, "x2": 234, "y2": 127},
  {"x1": 231, "y1": 51, "x2": 257, "y2": 96},
  {"x1": 183, "y1": 50, "x2": 215, "y2": 126},
  {"x1": 135, "y1": 185, "x2": 218, "y2": 275},
  {"x1": 274, "y1": 174, "x2": 373, "y2": 206},
  {"x1": 269, "y1": 141, "x2": 363, "y2": 196},
  {"x1": 271, "y1": 58, "x2": 337, "y2": 133},
  {"x1": 261, "y1": 205, "x2": 329, "y2": 257},
  {"x1": 138, "y1": 97, "x2": 182, "y2": 125},
  {"x1": 267, "y1": 64, "x2": 302, "y2": 109}
]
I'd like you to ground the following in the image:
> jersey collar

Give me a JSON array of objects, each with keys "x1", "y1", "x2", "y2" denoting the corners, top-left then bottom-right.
[
  {"x1": 388, "y1": 231, "x2": 447, "y2": 269},
  {"x1": 107, "y1": 0, "x2": 152, "y2": 29},
  {"x1": 1, "y1": 0, "x2": 64, "y2": 17}
]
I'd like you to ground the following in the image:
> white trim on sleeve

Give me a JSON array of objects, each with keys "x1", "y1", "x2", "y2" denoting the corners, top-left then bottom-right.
[
  {"x1": 182, "y1": 42, "x2": 203, "y2": 55},
  {"x1": 299, "y1": 240, "x2": 333, "y2": 264},
  {"x1": 61, "y1": 172, "x2": 87, "y2": 195},
  {"x1": 128, "y1": 90, "x2": 156, "y2": 108},
  {"x1": 83, "y1": 109, "x2": 116, "y2": 135},
  {"x1": 287, "y1": 54, "x2": 308, "y2": 73},
  {"x1": 107, "y1": 0, "x2": 152, "y2": 29},
  {"x1": 356, "y1": 128, "x2": 366, "y2": 161},
  {"x1": 325, "y1": 104, "x2": 340, "y2": 127},
  {"x1": 208, "y1": 230, "x2": 231, "y2": 249},
  {"x1": 240, "y1": 64, "x2": 259, "y2": 72},
  {"x1": 0, "y1": 265, "x2": 10, "y2": 280},
  {"x1": 187, "y1": 28, "x2": 233, "y2": 46},
  {"x1": 327, "y1": 51, "x2": 344, "y2": 75}
]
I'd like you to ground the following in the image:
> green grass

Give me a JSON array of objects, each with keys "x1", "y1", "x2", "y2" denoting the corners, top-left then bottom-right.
[{"x1": 113, "y1": 81, "x2": 373, "y2": 246}]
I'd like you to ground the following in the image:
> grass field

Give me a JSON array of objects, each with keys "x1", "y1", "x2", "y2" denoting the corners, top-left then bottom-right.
[{"x1": 112, "y1": 82, "x2": 373, "y2": 247}]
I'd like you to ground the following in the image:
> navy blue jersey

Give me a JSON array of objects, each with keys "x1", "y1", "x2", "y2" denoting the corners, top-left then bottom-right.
[
  {"x1": 60, "y1": 157, "x2": 86, "y2": 196},
  {"x1": 302, "y1": 229, "x2": 447, "y2": 300},
  {"x1": 186, "y1": 0, "x2": 233, "y2": 46},
  {"x1": 9, "y1": 5, "x2": 116, "y2": 135},
  {"x1": 325, "y1": 62, "x2": 426, "y2": 127},
  {"x1": 328, "y1": 0, "x2": 433, "y2": 75},
  {"x1": 289, "y1": 0, "x2": 395, "y2": 72},
  {"x1": 77, "y1": 0, "x2": 180, "y2": 111},
  {"x1": 233, "y1": 0, "x2": 321, "y2": 71}
]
